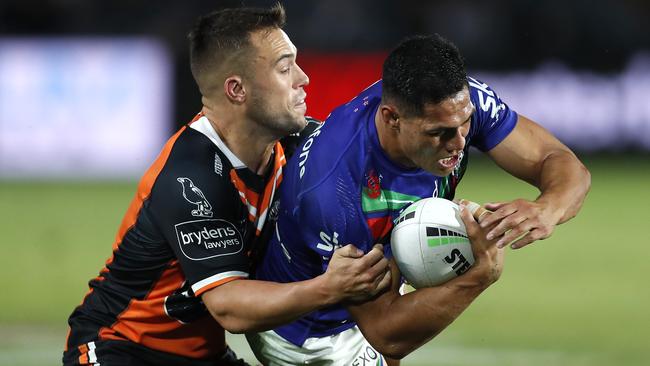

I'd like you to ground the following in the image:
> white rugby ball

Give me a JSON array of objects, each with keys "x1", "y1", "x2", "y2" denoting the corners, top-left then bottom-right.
[{"x1": 391, "y1": 197, "x2": 475, "y2": 288}]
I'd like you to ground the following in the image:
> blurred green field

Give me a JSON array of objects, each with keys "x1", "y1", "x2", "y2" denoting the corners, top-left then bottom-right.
[{"x1": 1, "y1": 154, "x2": 649, "y2": 365}]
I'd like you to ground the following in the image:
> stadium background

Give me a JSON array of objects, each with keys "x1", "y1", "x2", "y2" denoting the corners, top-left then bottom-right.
[{"x1": 1, "y1": 1, "x2": 648, "y2": 365}]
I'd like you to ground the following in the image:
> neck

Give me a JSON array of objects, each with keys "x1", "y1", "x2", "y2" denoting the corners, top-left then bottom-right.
[{"x1": 203, "y1": 106, "x2": 277, "y2": 176}]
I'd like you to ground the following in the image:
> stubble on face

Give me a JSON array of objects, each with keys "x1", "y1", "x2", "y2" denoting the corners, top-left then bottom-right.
[{"x1": 244, "y1": 29, "x2": 307, "y2": 138}]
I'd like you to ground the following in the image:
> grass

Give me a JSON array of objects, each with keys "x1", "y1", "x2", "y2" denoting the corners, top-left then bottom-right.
[{"x1": 0, "y1": 154, "x2": 648, "y2": 365}]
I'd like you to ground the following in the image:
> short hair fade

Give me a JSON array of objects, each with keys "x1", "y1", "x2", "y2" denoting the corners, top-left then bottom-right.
[
  {"x1": 382, "y1": 34, "x2": 467, "y2": 117},
  {"x1": 188, "y1": 3, "x2": 286, "y2": 82}
]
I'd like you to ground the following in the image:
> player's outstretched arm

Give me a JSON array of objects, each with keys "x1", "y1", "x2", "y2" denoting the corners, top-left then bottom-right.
[
  {"x1": 201, "y1": 244, "x2": 391, "y2": 333},
  {"x1": 483, "y1": 114, "x2": 591, "y2": 249},
  {"x1": 346, "y1": 205, "x2": 504, "y2": 359}
]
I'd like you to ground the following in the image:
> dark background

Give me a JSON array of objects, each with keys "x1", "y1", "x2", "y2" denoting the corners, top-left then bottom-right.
[{"x1": 3, "y1": 0, "x2": 648, "y2": 128}]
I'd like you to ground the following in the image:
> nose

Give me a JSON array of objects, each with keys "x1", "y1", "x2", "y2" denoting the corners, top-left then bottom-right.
[
  {"x1": 294, "y1": 63, "x2": 309, "y2": 88},
  {"x1": 445, "y1": 128, "x2": 466, "y2": 153}
]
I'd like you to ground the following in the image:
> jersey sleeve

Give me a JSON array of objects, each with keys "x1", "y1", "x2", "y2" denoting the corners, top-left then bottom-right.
[
  {"x1": 467, "y1": 76, "x2": 518, "y2": 151},
  {"x1": 147, "y1": 138, "x2": 249, "y2": 296}
]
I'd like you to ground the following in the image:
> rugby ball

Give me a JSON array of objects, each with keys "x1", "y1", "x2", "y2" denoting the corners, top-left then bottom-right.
[{"x1": 391, "y1": 197, "x2": 474, "y2": 288}]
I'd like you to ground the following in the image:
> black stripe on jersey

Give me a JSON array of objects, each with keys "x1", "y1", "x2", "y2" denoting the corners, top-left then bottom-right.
[{"x1": 66, "y1": 201, "x2": 176, "y2": 347}]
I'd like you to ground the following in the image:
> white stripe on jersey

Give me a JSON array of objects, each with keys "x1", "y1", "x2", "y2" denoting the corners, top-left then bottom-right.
[
  {"x1": 237, "y1": 191, "x2": 258, "y2": 218},
  {"x1": 192, "y1": 271, "x2": 249, "y2": 294},
  {"x1": 87, "y1": 341, "x2": 97, "y2": 363},
  {"x1": 191, "y1": 116, "x2": 246, "y2": 169}
]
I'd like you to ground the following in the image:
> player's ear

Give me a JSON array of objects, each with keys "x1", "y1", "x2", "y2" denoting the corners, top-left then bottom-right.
[
  {"x1": 224, "y1": 75, "x2": 246, "y2": 104},
  {"x1": 380, "y1": 105, "x2": 400, "y2": 131}
]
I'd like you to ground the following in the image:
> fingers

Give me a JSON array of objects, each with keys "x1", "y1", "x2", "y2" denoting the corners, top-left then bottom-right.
[
  {"x1": 480, "y1": 203, "x2": 517, "y2": 229},
  {"x1": 356, "y1": 244, "x2": 384, "y2": 267},
  {"x1": 471, "y1": 199, "x2": 558, "y2": 250},
  {"x1": 334, "y1": 244, "x2": 364, "y2": 258},
  {"x1": 494, "y1": 217, "x2": 530, "y2": 248},
  {"x1": 484, "y1": 202, "x2": 507, "y2": 211},
  {"x1": 355, "y1": 245, "x2": 389, "y2": 289},
  {"x1": 366, "y1": 255, "x2": 389, "y2": 278},
  {"x1": 488, "y1": 212, "x2": 527, "y2": 242},
  {"x1": 458, "y1": 199, "x2": 487, "y2": 221},
  {"x1": 371, "y1": 269, "x2": 392, "y2": 295},
  {"x1": 510, "y1": 232, "x2": 535, "y2": 250},
  {"x1": 489, "y1": 214, "x2": 553, "y2": 249},
  {"x1": 510, "y1": 226, "x2": 551, "y2": 249}
]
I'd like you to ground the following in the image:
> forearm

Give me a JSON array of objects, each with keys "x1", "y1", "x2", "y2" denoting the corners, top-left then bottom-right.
[
  {"x1": 535, "y1": 150, "x2": 591, "y2": 224},
  {"x1": 202, "y1": 276, "x2": 336, "y2": 334},
  {"x1": 349, "y1": 271, "x2": 488, "y2": 359}
]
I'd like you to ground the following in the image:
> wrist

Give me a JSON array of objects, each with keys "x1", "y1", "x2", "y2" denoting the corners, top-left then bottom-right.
[
  {"x1": 535, "y1": 195, "x2": 568, "y2": 225},
  {"x1": 312, "y1": 273, "x2": 340, "y2": 307},
  {"x1": 459, "y1": 259, "x2": 499, "y2": 290}
]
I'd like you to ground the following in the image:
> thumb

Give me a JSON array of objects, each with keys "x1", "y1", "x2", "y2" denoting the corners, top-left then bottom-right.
[{"x1": 459, "y1": 203, "x2": 479, "y2": 237}]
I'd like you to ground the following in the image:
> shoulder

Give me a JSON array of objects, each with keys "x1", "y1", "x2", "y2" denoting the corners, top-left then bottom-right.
[
  {"x1": 291, "y1": 81, "x2": 382, "y2": 187},
  {"x1": 467, "y1": 76, "x2": 519, "y2": 151},
  {"x1": 467, "y1": 76, "x2": 514, "y2": 122},
  {"x1": 284, "y1": 108, "x2": 372, "y2": 204},
  {"x1": 149, "y1": 120, "x2": 240, "y2": 223}
]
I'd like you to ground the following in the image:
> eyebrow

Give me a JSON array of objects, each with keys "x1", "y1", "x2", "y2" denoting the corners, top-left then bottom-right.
[
  {"x1": 455, "y1": 106, "x2": 475, "y2": 127},
  {"x1": 428, "y1": 112, "x2": 473, "y2": 133},
  {"x1": 274, "y1": 53, "x2": 295, "y2": 66}
]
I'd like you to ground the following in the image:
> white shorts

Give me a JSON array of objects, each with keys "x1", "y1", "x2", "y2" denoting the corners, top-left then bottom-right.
[{"x1": 246, "y1": 326, "x2": 387, "y2": 366}]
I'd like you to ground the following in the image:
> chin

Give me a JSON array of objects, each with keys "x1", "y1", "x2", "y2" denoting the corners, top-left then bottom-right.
[
  {"x1": 424, "y1": 166, "x2": 453, "y2": 177},
  {"x1": 276, "y1": 116, "x2": 306, "y2": 136},
  {"x1": 290, "y1": 115, "x2": 308, "y2": 132}
]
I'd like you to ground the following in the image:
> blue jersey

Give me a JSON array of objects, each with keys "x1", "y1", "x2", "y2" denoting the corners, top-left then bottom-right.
[{"x1": 254, "y1": 78, "x2": 518, "y2": 346}]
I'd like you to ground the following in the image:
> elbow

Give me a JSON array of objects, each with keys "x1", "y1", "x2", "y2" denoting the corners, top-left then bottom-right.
[
  {"x1": 572, "y1": 161, "x2": 591, "y2": 215},
  {"x1": 380, "y1": 349, "x2": 408, "y2": 360},
  {"x1": 371, "y1": 337, "x2": 431, "y2": 360},
  {"x1": 203, "y1": 292, "x2": 257, "y2": 334},
  {"x1": 373, "y1": 343, "x2": 411, "y2": 360},
  {"x1": 209, "y1": 312, "x2": 255, "y2": 334},
  {"x1": 582, "y1": 163, "x2": 592, "y2": 194},
  {"x1": 216, "y1": 318, "x2": 247, "y2": 334},
  {"x1": 571, "y1": 152, "x2": 591, "y2": 195}
]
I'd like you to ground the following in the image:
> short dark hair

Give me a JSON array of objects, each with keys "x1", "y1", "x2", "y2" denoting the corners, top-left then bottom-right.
[
  {"x1": 188, "y1": 3, "x2": 286, "y2": 84},
  {"x1": 382, "y1": 34, "x2": 467, "y2": 117}
]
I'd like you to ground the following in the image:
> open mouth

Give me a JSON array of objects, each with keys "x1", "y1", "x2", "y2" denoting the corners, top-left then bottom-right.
[{"x1": 438, "y1": 155, "x2": 459, "y2": 169}]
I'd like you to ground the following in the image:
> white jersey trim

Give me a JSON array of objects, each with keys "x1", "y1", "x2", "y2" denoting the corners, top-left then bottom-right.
[
  {"x1": 191, "y1": 270, "x2": 249, "y2": 294},
  {"x1": 88, "y1": 341, "x2": 97, "y2": 363},
  {"x1": 190, "y1": 116, "x2": 246, "y2": 169}
]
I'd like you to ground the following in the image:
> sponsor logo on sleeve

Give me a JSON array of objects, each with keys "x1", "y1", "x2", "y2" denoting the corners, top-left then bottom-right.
[
  {"x1": 214, "y1": 153, "x2": 223, "y2": 176},
  {"x1": 175, "y1": 219, "x2": 243, "y2": 261},
  {"x1": 177, "y1": 177, "x2": 213, "y2": 218},
  {"x1": 468, "y1": 76, "x2": 507, "y2": 124}
]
